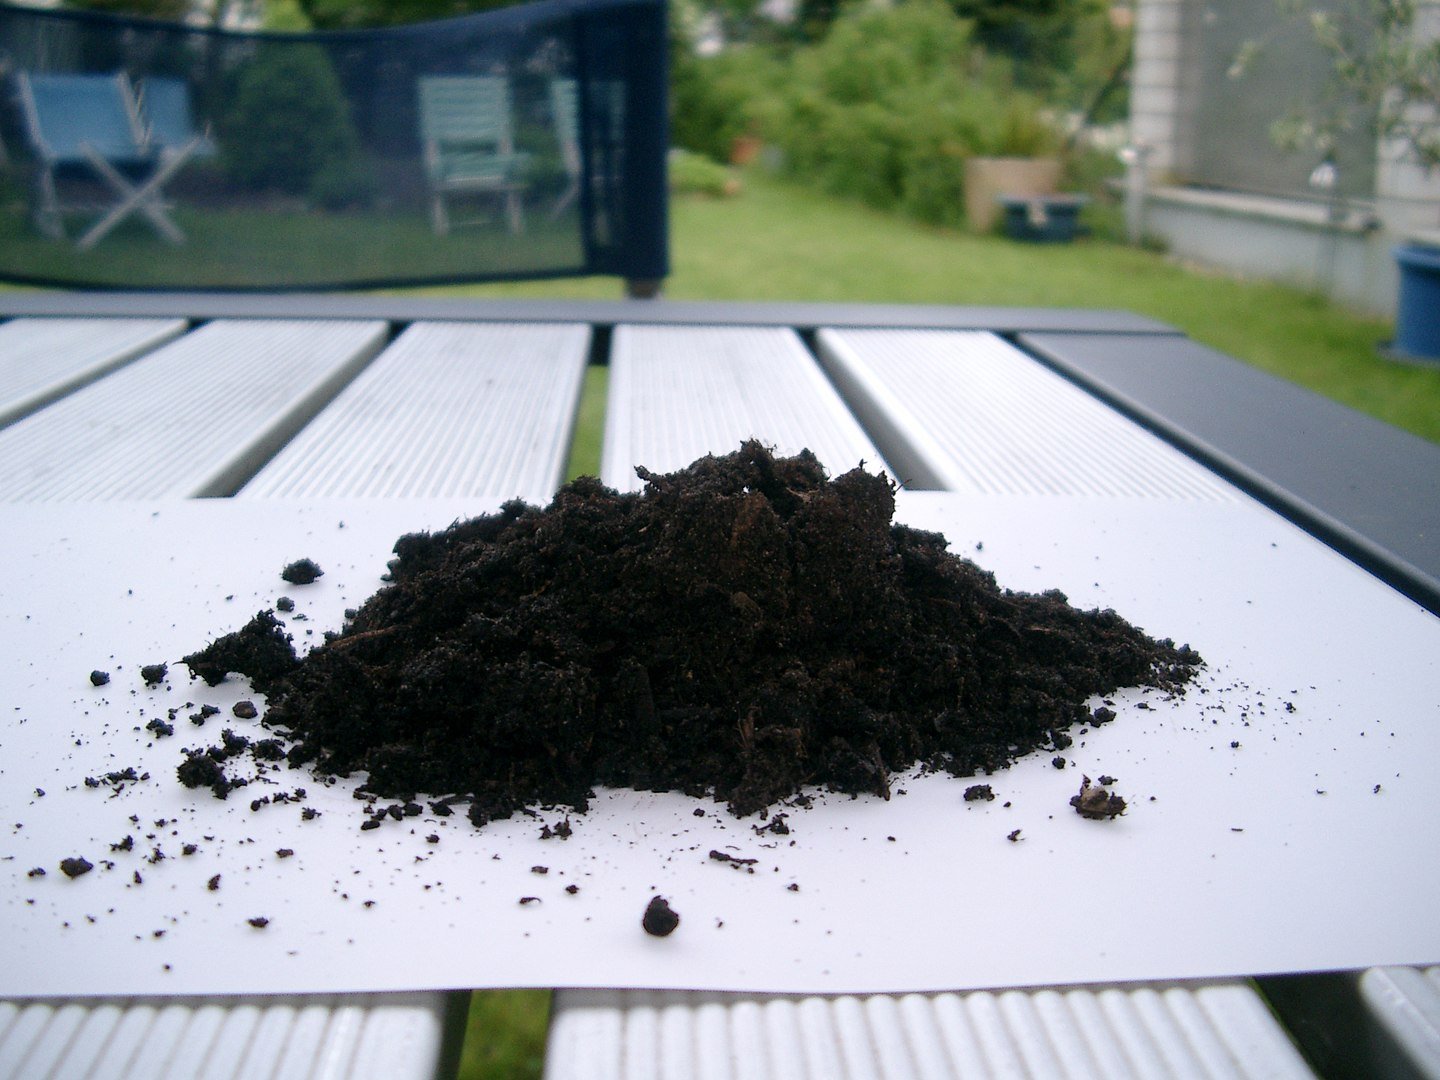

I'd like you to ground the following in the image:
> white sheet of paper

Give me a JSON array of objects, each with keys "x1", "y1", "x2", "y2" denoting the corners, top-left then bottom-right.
[{"x1": 1, "y1": 492, "x2": 1437, "y2": 998}]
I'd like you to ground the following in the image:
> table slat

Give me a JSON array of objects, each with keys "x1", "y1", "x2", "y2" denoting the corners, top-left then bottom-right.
[
  {"x1": 545, "y1": 985, "x2": 1314, "y2": 1080},
  {"x1": 239, "y1": 321, "x2": 589, "y2": 503},
  {"x1": 600, "y1": 324, "x2": 887, "y2": 492},
  {"x1": 0, "y1": 320, "x2": 387, "y2": 502},
  {"x1": 0, "y1": 317, "x2": 187, "y2": 430},
  {"x1": 815, "y1": 328, "x2": 1235, "y2": 500}
]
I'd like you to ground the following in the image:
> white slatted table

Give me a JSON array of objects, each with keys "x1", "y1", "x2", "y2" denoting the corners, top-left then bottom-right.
[{"x1": 1, "y1": 296, "x2": 1437, "y2": 1080}]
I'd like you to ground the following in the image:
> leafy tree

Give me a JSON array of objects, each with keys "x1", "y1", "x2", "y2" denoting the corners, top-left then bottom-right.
[
  {"x1": 63, "y1": 0, "x2": 192, "y2": 19},
  {"x1": 947, "y1": 0, "x2": 1098, "y2": 85},
  {"x1": 1229, "y1": 0, "x2": 1439, "y2": 180},
  {"x1": 295, "y1": 0, "x2": 513, "y2": 30},
  {"x1": 219, "y1": 43, "x2": 360, "y2": 195}
]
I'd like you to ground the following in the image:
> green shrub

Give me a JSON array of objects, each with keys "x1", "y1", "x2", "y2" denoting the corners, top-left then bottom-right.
[
  {"x1": 670, "y1": 45, "x2": 783, "y2": 163},
  {"x1": 759, "y1": 0, "x2": 1061, "y2": 226},
  {"x1": 670, "y1": 0, "x2": 1069, "y2": 228},
  {"x1": 308, "y1": 158, "x2": 378, "y2": 211},
  {"x1": 669, "y1": 148, "x2": 740, "y2": 198},
  {"x1": 219, "y1": 44, "x2": 361, "y2": 199}
]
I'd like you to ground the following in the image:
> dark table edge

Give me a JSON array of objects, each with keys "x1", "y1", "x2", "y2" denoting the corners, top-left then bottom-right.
[{"x1": 0, "y1": 292, "x2": 1180, "y2": 336}]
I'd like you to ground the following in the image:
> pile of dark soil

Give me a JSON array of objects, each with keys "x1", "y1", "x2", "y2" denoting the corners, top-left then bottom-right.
[{"x1": 185, "y1": 442, "x2": 1201, "y2": 826}]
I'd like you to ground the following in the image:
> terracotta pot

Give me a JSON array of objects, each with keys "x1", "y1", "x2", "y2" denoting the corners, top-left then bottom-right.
[
  {"x1": 729, "y1": 135, "x2": 762, "y2": 167},
  {"x1": 964, "y1": 157, "x2": 1062, "y2": 233}
]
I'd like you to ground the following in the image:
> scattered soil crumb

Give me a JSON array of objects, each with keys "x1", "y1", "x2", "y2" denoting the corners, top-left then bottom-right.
[
  {"x1": 753, "y1": 813, "x2": 790, "y2": 836},
  {"x1": 642, "y1": 895, "x2": 680, "y2": 937},
  {"x1": 709, "y1": 850, "x2": 759, "y2": 872},
  {"x1": 140, "y1": 664, "x2": 168, "y2": 687},
  {"x1": 281, "y1": 559, "x2": 324, "y2": 585},
  {"x1": 247, "y1": 917, "x2": 270, "y2": 928},
  {"x1": 180, "y1": 443, "x2": 1202, "y2": 828},
  {"x1": 89, "y1": 670, "x2": 110, "y2": 687},
  {"x1": 59, "y1": 857, "x2": 93, "y2": 878},
  {"x1": 1070, "y1": 775, "x2": 1127, "y2": 820},
  {"x1": 964, "y1": 784, "x2": 995, "y2": 802}
]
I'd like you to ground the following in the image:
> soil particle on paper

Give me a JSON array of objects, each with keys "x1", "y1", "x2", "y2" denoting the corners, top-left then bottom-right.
[
  {"x1": 642, "y1": 895, "x2": 680, "y2": 937},
  {"x1": 182, "y1": 443, "x2": 1201, "y2": 827},
  {"x1": 280, "y1": 559, "x2": 323, "y2": 585},
  {"x1": 1070, "y1": 775, "x2": 1127, "y2": 820}
]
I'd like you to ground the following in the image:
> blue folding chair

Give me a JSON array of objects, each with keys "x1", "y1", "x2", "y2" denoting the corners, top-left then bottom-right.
[
  {"x1": 16, "y1": 71, "x2": 196, "y2": 249},
  {"x1": 136, "y1": 76, "x2": 216, "y2": 163}
]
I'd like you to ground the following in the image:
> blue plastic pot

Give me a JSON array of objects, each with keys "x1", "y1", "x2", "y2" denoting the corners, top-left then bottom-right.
[
  {"x1": 1392, "y1": 244, "x2": 1440, "y2": 364},
  {"x1": 998, "y1": 195, "x2": 1089, "y2": 243}
]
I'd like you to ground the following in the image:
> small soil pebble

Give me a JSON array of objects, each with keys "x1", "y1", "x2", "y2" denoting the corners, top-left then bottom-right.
[
  {"x1": 247, "y1": 917, "x2": 270, "y2": 928},
  {"x1": 642, "y1": 895, "x2": 680, "y2": 937},
  {"x1": 281, "y1": 559, "x2": 324, "y2": 585},
  {"x1": 276, "y1": 596, "x2": 295, "y2": 612},
  {"x1": 140, "y1": 663, "x2": 168, "y2": 687},
  {"x1": 232, "y1": 701, "x2": 259, "y2": 720},
  {"x1": 59, "y1": 857, "x2": 93, "y2": 878},
  {"x1": 1070, "y1": 775, "x2": 1127, "y2": 820},
  {"x1": 182, "y1": 443, "x2": 1201, "y2": 828},
  {"x1": 89, "y1": 670, "x2": 111, "y2": 687},
  {"x1": 963, "y1": 784, "x2": 995, "y2": 802},
  {"x1": 207, "y1": 874, "x2": 221, "y2": 891}
]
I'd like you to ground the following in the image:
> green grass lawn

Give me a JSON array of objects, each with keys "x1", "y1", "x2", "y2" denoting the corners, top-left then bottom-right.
[
  {"x1": 0, "y1": 199, "x2": 585, "y2": 288},
  {"x1": 441, "y1": 168, "x2": 1440, "y2": 449},
  {"x1": 456, "y1": 170, "x2": 1439, "y2": 1080}
]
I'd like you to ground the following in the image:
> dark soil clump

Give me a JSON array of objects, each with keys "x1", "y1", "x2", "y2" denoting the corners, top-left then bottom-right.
[
  {"x1": 281, "y1": 559, "x2": 323, "y2": 585},
  {"x1": 642, "y1": 896, "x2": 680, "y2": 937},
  {"x1": 184, "y1": 611, "x2": 298, "y2": 691},
  {"x1": 191, "y1": 442, "x2": 1201, "y2": 826}
]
